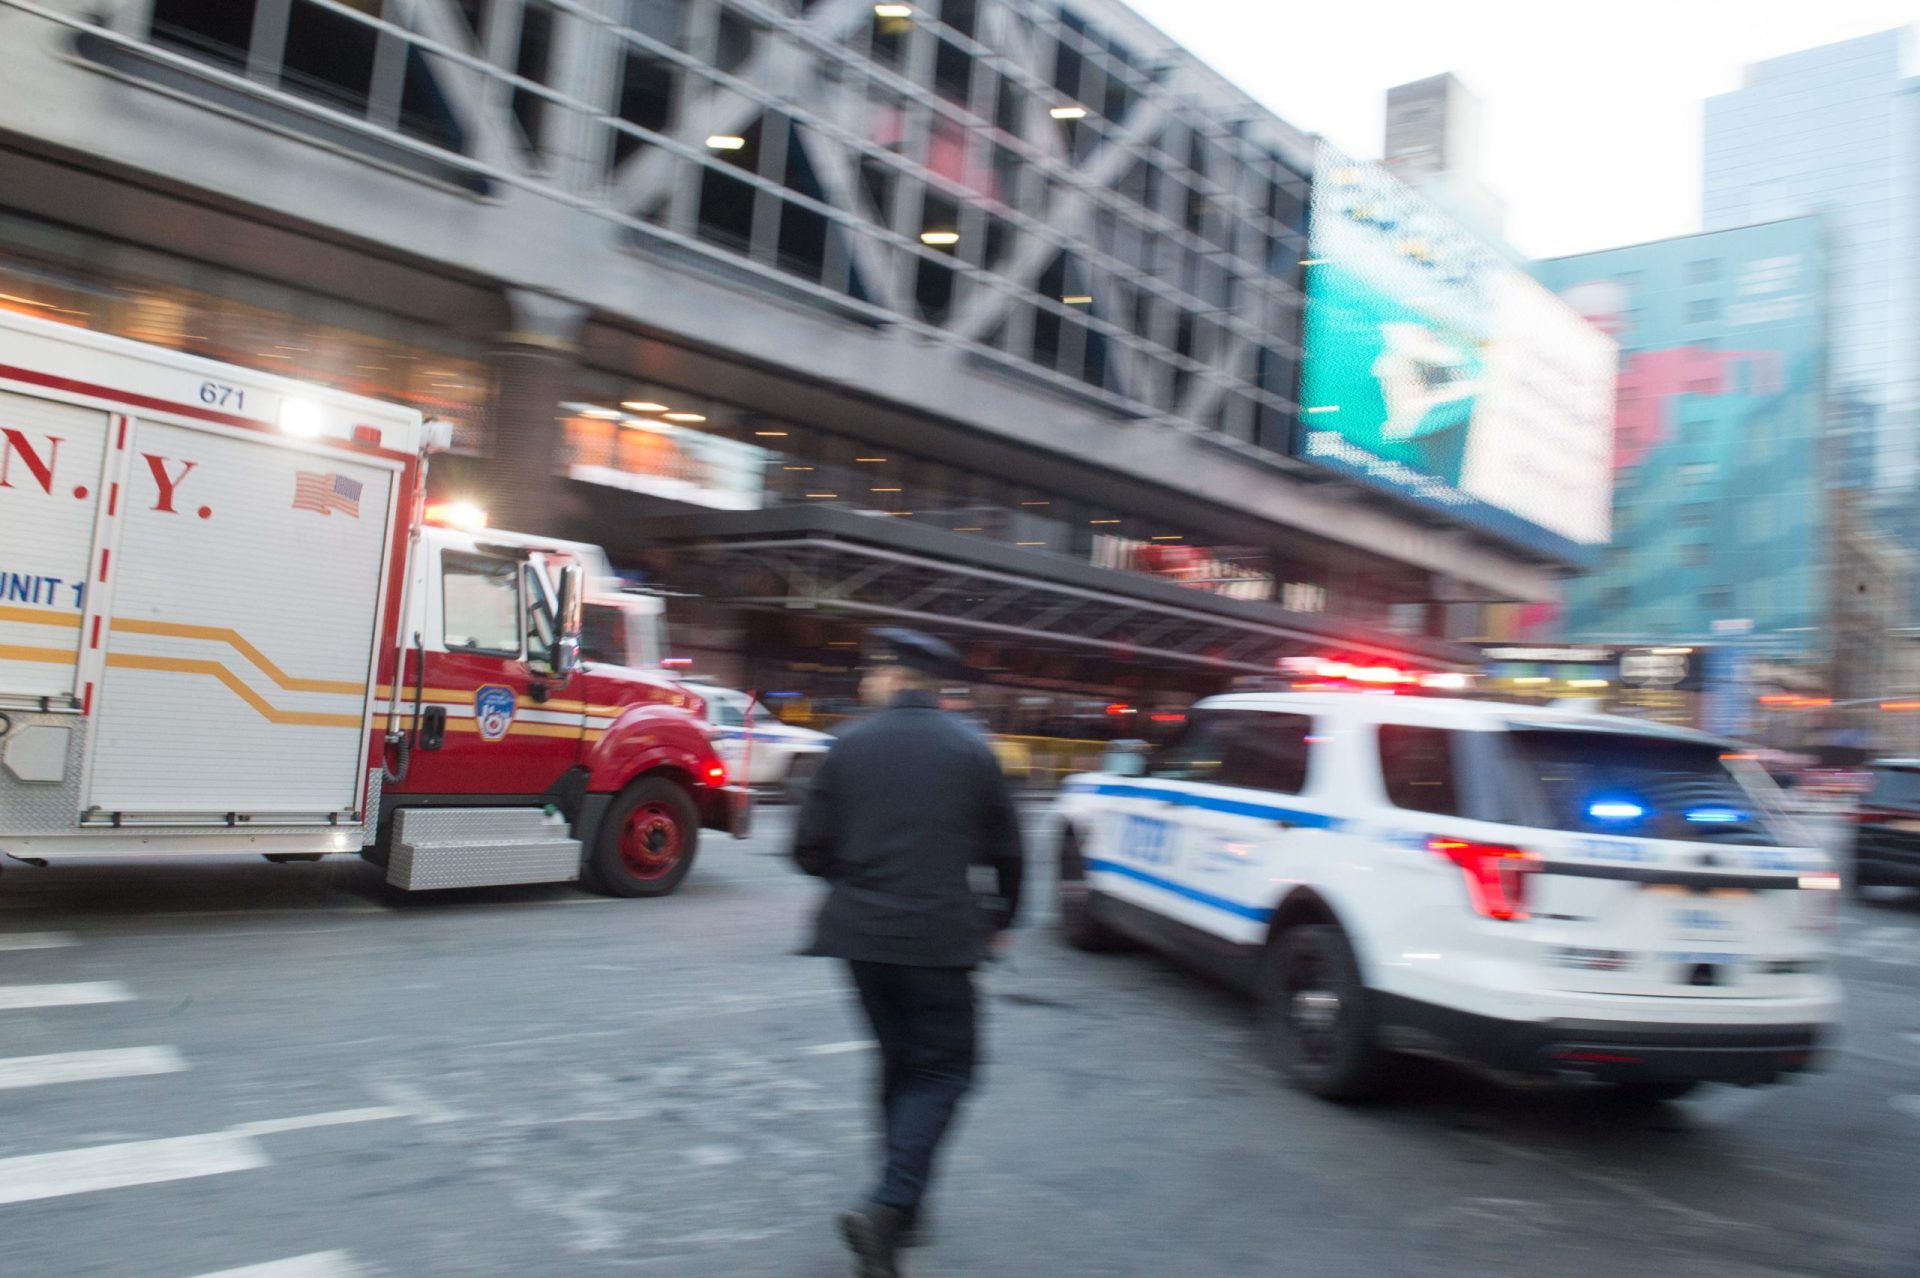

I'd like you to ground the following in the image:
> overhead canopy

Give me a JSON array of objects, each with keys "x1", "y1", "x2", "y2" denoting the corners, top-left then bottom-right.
[{"x1": 593, "y1": 501, "x2": 1478, "y2": 679}]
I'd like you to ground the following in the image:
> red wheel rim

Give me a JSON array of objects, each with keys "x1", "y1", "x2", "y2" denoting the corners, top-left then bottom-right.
[{"x1": 619, "y1": 801, "x2": 686, "y2": 880}]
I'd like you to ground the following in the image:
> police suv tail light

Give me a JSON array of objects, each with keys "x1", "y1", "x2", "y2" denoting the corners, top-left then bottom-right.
[
  {"x1": 704, "y1": 761, "x2": 728, "y2": 787},
  {"x1": 1429, "y1": 838, "x2": 1539, "y2": 921}
]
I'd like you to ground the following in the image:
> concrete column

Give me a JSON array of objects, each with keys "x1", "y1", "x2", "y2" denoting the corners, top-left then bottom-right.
[{"x1": 485, "y1": 288, "x2": 589, "y2": 536}]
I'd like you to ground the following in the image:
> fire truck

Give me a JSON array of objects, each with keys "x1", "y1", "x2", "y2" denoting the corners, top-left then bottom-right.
[{"x1": 0, "y1": 308, "x2": 746, "y2": 896}]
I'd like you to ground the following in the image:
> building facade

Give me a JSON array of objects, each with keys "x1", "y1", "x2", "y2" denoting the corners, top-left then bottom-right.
[
  {"x1": 1703, "y1": 29, "x2": 1919, "y2": 523},
  {"x1": 0, "y1": 0, "x2": 1582, "y2": 708},
  {"x1": 1536, "y1": 218, "x2": 1829, "y2": 655}
]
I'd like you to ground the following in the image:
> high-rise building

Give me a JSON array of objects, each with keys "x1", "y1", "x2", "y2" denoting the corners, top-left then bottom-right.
[
  {"x1": 1703, "y1": 29, "x2": 1918, "y2": 498},
  {"x1": 1383, "y1": 73, "x2": 1506, "y2": 239},
  {"x1": 1535, "y1": 218, "x2": 1829, "y2": 656}
]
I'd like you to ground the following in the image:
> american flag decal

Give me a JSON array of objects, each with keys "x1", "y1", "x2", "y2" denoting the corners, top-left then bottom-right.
[{"x1": 292, "y1": 471, "x2": 363, "y2": 518}]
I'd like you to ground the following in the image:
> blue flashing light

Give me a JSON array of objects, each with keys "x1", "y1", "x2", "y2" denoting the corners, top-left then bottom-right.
[
  {"x1": 1588, "y1": 799, "x2": 1646, "y2": 822},
  {"x1": 1685, "y1": 807, "x2": 1746, "y2": 825}
]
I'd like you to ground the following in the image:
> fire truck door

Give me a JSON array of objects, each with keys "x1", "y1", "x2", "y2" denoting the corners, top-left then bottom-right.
[{"x1": 392, "y1": 547, "x2": 585, "y2": 798}]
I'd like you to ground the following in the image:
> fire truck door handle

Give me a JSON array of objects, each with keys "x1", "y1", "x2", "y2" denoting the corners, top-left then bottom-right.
[{"x1": 420, "y1": 706, "x2": 447, "y2": 752}]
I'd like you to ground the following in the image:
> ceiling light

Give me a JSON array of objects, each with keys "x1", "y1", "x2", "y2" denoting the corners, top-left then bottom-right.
[
  {"x1": 1062, "y1": 295, "x2": 1093, "y2": 305},
  {"x1": 1020, "y1": 500, "x2": 1051, "y2": 507},
  {"x1": 1305, "y1": 405, "x2": 1339, "y2": 415},
  {"x1": 754, "y1": 430, "x2": 789, "y2": 437},
  {"x1": 920, "y1": 230, "x2": 961, "y2": 246},
  {"x1": 855, "y1": 456, "x2": 888, "y2": 463},
  {"x1": 872, "y1": 486, "x2": 902, "y2": 493},
  {"x1": 1090, "y1": 518, "x2": 1121, "y2": 525},
  {"x1": 663, "y1": 412, "x2": 707, "y2": 423},
  {"x1": 1150, "y1": 534, "x2": 1183, "y2": 541},
  {"x1": 705, "y1": 135, "x2": 747, "y2": 151},
  {"x1": 954, "y1": 526, "x2": 983, "y2": 532},
  {"x1": 783, "y1": 465, "x2": 815, "y2": 472},
  {"x1": 874, "y1": 3, "x2": 913, "y2": 16},
  {"x1": 805, "y1": 492, "x2": 839, "y2": 499},
  {"x1": 622, "y1": 400, "x2": 669, "y2": 412},
  {"x1": 578, "y1": 405, "x2": 623, "y2": 419},
  {"x1": 1050, "y1": 105, "x2": 1088, "y2": 121},
  {"x1": 1016, "y1": 541, "x2": 1046, "y2": 546}
]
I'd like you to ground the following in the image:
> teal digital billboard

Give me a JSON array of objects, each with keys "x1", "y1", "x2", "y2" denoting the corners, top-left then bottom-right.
[{"x1": 1298, "y1": 145, "x2": 1617, "y2": 562}]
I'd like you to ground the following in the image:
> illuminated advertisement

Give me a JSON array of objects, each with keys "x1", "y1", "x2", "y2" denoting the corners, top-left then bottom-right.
[{"x1": 1298, "y1": 144, "x2": 1616, "y2": 561}]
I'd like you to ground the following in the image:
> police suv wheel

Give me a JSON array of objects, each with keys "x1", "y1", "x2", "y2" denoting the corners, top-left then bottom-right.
[
  {"x1": 1259, "y1": 924, "x2": 1390, "y2": 1100},
  {"x1": 1057, "y1": 829, "x2": 1128, "y2": 951},
  {"x1": 586, "y1": 777, "x2": 700, "y2": 898}
]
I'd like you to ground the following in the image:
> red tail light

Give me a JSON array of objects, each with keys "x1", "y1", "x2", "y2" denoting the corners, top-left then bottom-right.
[
  {"x1": 1853, "y1": 808, "x2": 1896, "y2": 825},
  {"x1": 704, "y1": 761, "x2": 728, "y2": 786},
  {"x1": 1429, "y1": 838, "x2": 1539, "y2": 921}
]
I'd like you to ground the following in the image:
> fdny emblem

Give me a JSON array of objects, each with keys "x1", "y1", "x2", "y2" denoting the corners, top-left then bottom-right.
[{"x1": 474, "y1": 685, "x2": 516, "y2": 742}]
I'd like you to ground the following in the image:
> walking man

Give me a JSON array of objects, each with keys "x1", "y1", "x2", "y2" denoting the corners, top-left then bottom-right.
[{"x1": 793, "y1": 627, "x2": 1025, "y2": 1278}]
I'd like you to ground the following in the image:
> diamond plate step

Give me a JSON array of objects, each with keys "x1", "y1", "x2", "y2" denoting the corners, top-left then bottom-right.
[{"x1": 387, "y1": 807, "x2": 582, "y2": 890}]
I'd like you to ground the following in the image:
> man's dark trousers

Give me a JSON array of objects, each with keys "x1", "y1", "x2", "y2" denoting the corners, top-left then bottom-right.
[{"x1": 848, "y1": 960, "x2": 976, "y2": 1210}]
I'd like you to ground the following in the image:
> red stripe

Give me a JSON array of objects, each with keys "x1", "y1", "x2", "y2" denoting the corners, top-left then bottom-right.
[
  {"x1": 98, "y1": 548, "x2": 110, "y2": 582},
  {"x1": 83, "y1": 682, "x2": 93, "y2": 715},
  {"x1": 90, "y1": 616, "x2": 102, "y2": 649},
  {"x1": 107, "y1": 482, "x2": 119, "y2": 517},
  {"x1": 0, "y1": 364, "x2": 416, "y2": 463}
]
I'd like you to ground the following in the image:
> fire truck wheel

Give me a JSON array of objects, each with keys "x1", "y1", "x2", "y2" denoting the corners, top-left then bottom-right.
[{"x1": 586, "y1": 776, "x2": 701, "y2": 897}]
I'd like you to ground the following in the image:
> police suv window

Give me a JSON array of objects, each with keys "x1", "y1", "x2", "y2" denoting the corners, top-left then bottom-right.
[
  {"x1": 442, "y1": 553, "x2": 521, "y2": 657},
  {"x1": 1379, "y1": 725, "x2": 1460, "y2": 816},
  {"x1": 1155, "y1": 711, "x2": 1312, "y2": 793},
  {"x1": 1216, "y1": 712, "x2": 1313, "y2": 793},
  {"x1": 1153, "y1": 713, "x2": 1230, "y2": 782}
]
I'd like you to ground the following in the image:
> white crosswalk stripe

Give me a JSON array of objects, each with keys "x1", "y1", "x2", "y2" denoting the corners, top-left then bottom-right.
[
  {"x1": 0, "y1": 931, "x2": 77, "y2": 951},
  {"x1": 186, "y1": 1252, "x2": 365, "y2": 1278},
  {"x1": 0, "y1": 1045, "x2": 187, "y2": 1091},
  {"x1": 0, "y1": 1131, "x2": 268, "y2": 1206},
  {"x1": 0, "y1": 980, "x2": 133, "y2": 1011}
]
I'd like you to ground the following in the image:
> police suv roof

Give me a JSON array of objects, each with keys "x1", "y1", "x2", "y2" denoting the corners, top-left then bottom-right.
[{"x1": 1198, "y1": 692, "x2": 1736, "y2": 749}]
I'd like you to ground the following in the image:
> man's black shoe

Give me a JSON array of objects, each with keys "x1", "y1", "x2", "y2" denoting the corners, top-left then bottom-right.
[
  {"x1": 897, "y1": 1206, "x2": 930, "y2": 1249},
  {"x1": 837, "y1": 1201, "x2": 907, "y2": 1278}
]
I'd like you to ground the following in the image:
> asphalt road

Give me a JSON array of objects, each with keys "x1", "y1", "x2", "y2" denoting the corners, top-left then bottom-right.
[{"x1": 1, "y1": 806, "x2": 1916, "y2": 1278}]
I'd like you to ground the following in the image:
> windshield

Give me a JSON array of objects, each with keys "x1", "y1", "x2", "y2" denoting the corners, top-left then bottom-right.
[
  {"x1": 708, "y1": 692, "x2": 751, "y2": 728},
  {"x1": 1867, "y1": 767, "x2": 1920, "y2": 808},
  {"x1": 1507, "y1": 730, "x2": 1782, "y2": 846}
]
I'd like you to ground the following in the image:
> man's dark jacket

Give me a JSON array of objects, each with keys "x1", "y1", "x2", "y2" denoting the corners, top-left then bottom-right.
[{"x1": 793, "y1": 690, "x2": 1025, "y2": 967}]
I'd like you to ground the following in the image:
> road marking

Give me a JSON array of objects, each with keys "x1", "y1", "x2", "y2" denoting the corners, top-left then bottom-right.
[
  {"x1": 799, "y1": 1040, "x2": 876, "y2": 1056},
  {"x1": 0, "y1": 1045, "x2": 187, "y2": 1091},
  {"x1": 227, "y1": 1107, "x2": 409, "y2": 1138},
  {"x1": 0, "y1": 932, "x2": 77, "y2": 951},
  {"x1": 0, "y1": 1132, "x2": 266, "y2": 1205},
  {"x1": 187, "y1": 1253, "x2": 364, "y2": 1278},
  {"x1": 0, "y1": 981, "x2": 133, "y2": 1011}
]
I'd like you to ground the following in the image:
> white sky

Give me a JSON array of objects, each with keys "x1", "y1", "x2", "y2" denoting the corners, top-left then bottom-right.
[{"x1": 1119, "y1": 0, "x2": 1916, "y2": 258}]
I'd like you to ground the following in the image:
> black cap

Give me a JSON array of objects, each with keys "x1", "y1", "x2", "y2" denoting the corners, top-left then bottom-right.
[{"x1": 865, "y1": 627, "x2": 968, "y2": 681}]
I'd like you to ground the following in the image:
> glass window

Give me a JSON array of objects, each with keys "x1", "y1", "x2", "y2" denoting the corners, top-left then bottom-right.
[
  {"x1": 581, "y1": 602, "x2": 628, "y2": 666},
  {"x1": 1688, "y1": 297, "x2": 1720, "y2": 324},
  {"x1": 1378, "y1": 724, "x2": 1459, "y2": 815},
  {"x1": 1508, "y1": 730, "x2": 1780, "y2": 843},
  {"x1": 1688, "y1": 259, "x2": 1720, "y2": 284},
  {"x1": 1152, "y1": 713, "x2": 1230, "y2": 782},
  {"x1": 442, "y1": 552, "x2": 522, "y2": 656},
  {"x1": 1214, "y1": 711, "x2": 1313, "y2": 793}
]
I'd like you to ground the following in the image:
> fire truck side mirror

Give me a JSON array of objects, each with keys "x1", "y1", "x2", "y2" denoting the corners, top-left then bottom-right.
[{"x1": 552, "y1": 564, "x2": 585, "y2": 680}]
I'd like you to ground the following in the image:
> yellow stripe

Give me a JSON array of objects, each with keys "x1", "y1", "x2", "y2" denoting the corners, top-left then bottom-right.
[
  {"x1": 105, "y1": 652, "x2": 363, "y2": 728},
  {"x1": 0, "y1": 642, "x2": 79, "y2": 666},
  {"x1": 112, "y1": 617, "x2": 365, "y2": 696},
  {"x1": 0, "y1": 605, "x2": 81, "y2": 631}
]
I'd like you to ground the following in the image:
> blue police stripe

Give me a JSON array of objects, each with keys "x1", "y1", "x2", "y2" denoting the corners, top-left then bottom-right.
[
  {"x1": 1061, "y1": 781, "x2": 1339, "y2": 829},
  {"x1": 1083, "y1": 858, "x2": 1274, "y2": 922}
]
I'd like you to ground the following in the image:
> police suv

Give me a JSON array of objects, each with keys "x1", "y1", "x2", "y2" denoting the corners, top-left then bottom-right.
[{"x1": 1051, "y1": 693, "x2": 1843, "y2": 1101}]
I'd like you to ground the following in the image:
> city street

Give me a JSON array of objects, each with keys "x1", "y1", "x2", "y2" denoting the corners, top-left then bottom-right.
[{"x1": 0, "y1": 808, "x2": 1915, "y2": 1278}]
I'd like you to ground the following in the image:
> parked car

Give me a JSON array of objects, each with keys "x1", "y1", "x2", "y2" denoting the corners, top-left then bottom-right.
[
  {"x1": 1848, "y1": 759, "x2": 1920, "y2": 895},
  {"x1": 689, "y1": 683, "x2": 833, "y2": 796}
]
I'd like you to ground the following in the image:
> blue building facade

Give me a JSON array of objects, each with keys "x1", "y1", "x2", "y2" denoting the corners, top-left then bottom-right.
[{"x1": 1534, "y1": 218, "x2": 1829, "y2": 652}]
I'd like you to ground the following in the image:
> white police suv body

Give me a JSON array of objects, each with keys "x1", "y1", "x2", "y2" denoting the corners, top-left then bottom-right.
[{"x1": 1051, "y1": 692, "x2": 1842, "y2": 1100}]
